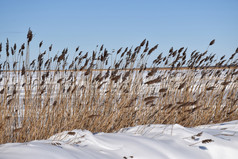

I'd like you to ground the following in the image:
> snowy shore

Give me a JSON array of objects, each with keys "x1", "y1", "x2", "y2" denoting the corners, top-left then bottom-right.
[{"x1": 1, "y1": 120, "x2": 238, "y2": 159}]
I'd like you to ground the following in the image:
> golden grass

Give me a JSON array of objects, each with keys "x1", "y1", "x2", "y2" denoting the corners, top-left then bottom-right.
[{"x1": 0, "y1": 31, "x2": 238, "y2": 144}]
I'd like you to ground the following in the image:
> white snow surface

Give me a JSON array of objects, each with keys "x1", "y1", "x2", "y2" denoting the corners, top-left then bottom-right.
[{"x1": 1, "y1": 120, "x2": 238, "y2": 159}]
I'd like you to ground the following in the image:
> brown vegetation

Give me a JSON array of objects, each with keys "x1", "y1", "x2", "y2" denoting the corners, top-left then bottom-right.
[{"x1": 0, "y1": 30, "x2": 238, "y2": 144}]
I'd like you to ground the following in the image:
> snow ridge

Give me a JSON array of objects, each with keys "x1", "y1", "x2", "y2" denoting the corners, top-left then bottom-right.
[{"x1": 1, "y1": 120, "x2": 238, "y2": 159}]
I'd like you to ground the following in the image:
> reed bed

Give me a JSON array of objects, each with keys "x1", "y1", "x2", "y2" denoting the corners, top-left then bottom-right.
[{"x1": 0, "y1": 30, "x2": 238, "y2": 144}]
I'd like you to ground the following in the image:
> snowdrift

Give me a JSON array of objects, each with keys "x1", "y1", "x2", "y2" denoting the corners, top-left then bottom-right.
[{"x1": 1, "y1": 120, "x2": 238, "y2": 159}]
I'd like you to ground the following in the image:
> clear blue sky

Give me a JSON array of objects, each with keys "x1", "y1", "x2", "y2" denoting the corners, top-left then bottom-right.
[{"x1": 0, "y1": 0, "x2": 238, "y2": 65}]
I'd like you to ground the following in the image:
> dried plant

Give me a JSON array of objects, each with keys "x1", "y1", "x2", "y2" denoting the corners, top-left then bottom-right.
[{"x1": 0, "y1": 34, "x2": 237, "y2": 145}]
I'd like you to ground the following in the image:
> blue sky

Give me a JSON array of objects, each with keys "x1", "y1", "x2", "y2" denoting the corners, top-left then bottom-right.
[{"x1": 0, "y1": 0, "x2": 237, "y2": 65}]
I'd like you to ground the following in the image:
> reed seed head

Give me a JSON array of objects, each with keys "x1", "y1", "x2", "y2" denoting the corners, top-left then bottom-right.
[
  {"x1": 27, "y1": 28, "x2": 33, "y2": 44},
  {"x1": 209, "y1": 39, "x2": 215, "y2": 46}
]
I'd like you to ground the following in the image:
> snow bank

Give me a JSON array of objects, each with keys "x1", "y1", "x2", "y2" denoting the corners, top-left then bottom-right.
[{"x1": 1, "y1": 120, "x2": 238, "y2": 159}]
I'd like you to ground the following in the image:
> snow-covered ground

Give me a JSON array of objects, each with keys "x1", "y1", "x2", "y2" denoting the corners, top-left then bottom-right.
[{"x1": 1, "y1": 120, "x2": 238, "y2": 159}]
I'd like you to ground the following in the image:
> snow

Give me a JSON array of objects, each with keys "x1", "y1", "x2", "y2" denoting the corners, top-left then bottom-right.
[{"x1": 1, "y1": 120, "x2": 238, "y2": 159}]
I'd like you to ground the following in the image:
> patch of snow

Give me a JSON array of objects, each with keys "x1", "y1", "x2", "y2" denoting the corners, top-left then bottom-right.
[{"x1": 1, "y1": 120, "x2": 238, "y2": 159}]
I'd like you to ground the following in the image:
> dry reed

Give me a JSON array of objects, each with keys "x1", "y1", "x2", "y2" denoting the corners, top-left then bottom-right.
[{"x1": 0, "y1": 34, "x2": 237, "y2": 144}]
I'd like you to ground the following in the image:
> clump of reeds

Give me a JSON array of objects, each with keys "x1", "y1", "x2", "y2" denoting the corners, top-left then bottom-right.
[{"x1": 0, "y1": 31, "x2": 237, "y2": 144}]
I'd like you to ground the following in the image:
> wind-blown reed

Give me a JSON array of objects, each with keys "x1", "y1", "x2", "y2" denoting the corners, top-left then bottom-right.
[{"x1": 0, "y1": 30, "x2": 238, "y2": 144}]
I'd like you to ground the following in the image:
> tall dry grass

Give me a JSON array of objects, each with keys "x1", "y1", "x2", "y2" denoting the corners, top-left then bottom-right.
[{"x1": 0, "y1": 30, "x2": 238, "y2": 144}]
